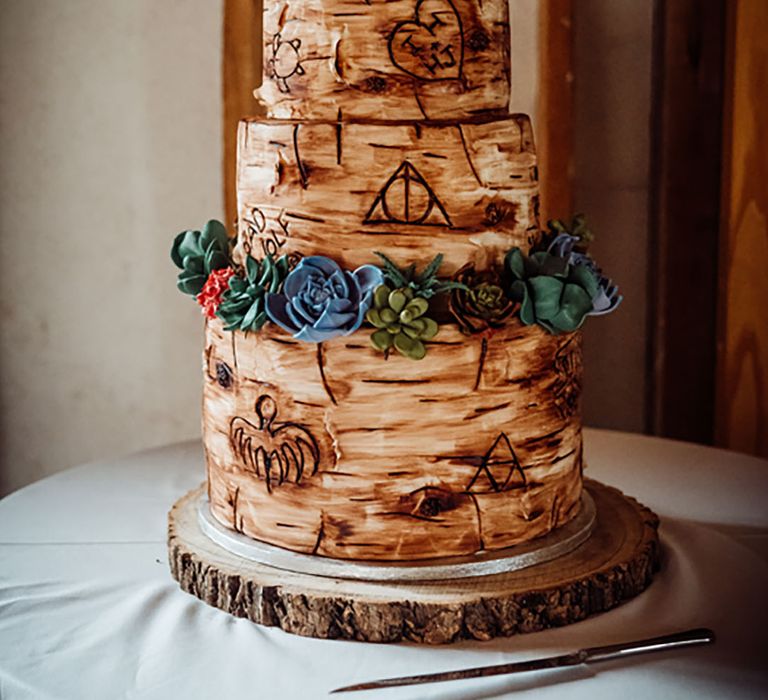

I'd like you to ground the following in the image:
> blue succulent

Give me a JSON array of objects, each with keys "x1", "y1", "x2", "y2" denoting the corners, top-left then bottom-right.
[
  {"x1": 265, "y1": 256, "x2": 384, "y2": 342},
  {"x1": 547, "y1": 233, "x2": 622, "y2": 316}
]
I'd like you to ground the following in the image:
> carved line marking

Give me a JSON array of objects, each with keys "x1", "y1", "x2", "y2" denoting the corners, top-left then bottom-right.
[
  {"x1": 317, "y1": 343, "x2": 337, "y2": 405},
  {"x1": 474, "y1": 336, "x2": 488, "y2": 390},
  {"x1": 229, "y1": 395, "x2": 321, "y2": 493},
  {"x1": 231, "y1": 330, "x2": 239, "y2": 373},
  {"x1": 467, "y1": 492, "x2": 485, "y2": 550},
  {"x1": 285, "y1": 211, "x2": 326, "y2": 223},
  {"x1": 458, "y1": 125, "x2": 483, "y2": 186},
  {"x1": 293, "y1": 124, "x2": 308, "y2": 189},
  {"x1": 312, "y1": 517, "x2": 325, "y2": 555},
  {"x1": 336, "y1": 109, "x2": 343, "y2": 165}
]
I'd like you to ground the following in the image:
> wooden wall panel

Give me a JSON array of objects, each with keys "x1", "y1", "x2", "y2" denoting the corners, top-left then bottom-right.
[
  {"x1": 537, "y1": 0, "x2": 573, "y2": 224},
  {"x1": 223, "y1": 0, "x2": 262, "y2": 230},
  {"x1": 648, "y1": 0, "x2": 726, "y2": 444},
  {"x1": 716, "y1": 0, "x2": 768, "y2": 457}
]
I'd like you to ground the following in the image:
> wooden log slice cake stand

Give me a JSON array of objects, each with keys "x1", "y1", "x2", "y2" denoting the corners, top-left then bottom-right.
[{"x1": 168, "y1": 479, "x2": 660, "y2": 644}]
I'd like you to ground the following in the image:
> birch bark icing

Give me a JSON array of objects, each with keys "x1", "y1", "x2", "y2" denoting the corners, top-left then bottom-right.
[{"x1": 201, "y1": 0, "x2": 585, "y2": 561}]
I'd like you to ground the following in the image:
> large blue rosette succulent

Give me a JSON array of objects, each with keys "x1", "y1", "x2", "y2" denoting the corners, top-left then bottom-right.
[{"x1": 265, "y1": 256, "x2": 384, "y2": 342}]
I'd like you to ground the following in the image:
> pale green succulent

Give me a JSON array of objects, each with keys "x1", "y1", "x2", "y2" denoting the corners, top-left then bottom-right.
[{"x1": 366, "y1": 284, "x2": 439, "y2": 360}]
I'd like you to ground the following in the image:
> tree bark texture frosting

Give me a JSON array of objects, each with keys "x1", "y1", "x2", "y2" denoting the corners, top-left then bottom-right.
[
  {"x1": 234, "y1": 115, "x2": 539, "y2": 275},
  {"x1": 200, "y1": 0, "x2": 586, "y2": 562},
  {"x1": 203, "y1": 320, "x2": 584, "y2": 561},
  {"x1": 256, "y1": 0, "x2": 510, "y2": 120}
]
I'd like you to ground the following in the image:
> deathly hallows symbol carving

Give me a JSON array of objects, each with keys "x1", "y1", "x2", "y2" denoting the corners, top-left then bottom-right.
[
  {"x1": 466, "y1": 433, "x2": 527, "y2": 494},
  {"x1": 364, "y1": 161, "x2": 452, "y2": 227},
  {"x1": 229, "y1": 395, "x2": 320, "y2": 493}
]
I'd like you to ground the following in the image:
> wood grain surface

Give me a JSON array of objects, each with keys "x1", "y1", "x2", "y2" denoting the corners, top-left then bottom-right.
[
  {"x1": 234, "y1": 115, "x2": 540, "y2": 275},
  {"x1": 169, "y1": 479, "x2": 660, "y2": 643},
  {"x1": 716, "y1": 0, "x2": 768, "y2": 457},
  {"x1": 255, "y1": 0, "x2": 510, "y2": 120},
  {"x1": 203, "y1": 319, "x2": 583, "y2": 561}
]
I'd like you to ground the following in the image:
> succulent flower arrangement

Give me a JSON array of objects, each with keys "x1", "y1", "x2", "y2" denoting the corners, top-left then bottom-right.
[{"x1": 170, "y1": 215, "x2": 621, "y2": 359}]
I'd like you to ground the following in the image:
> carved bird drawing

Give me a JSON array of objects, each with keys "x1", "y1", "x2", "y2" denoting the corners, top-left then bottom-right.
[{"x1": 229, "y1": 395, "x2": 321, "y2": 492}]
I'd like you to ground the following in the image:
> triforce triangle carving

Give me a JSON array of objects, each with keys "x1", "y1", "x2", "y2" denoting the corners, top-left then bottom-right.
[
  {"x1": 363, "y1": 161, "x2": 452, "y2": 227},
  {"x1": 466, "y1": 433, "x2": 527, "y2": 494}
]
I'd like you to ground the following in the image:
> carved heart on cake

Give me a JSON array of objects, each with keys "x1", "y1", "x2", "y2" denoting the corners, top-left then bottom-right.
[{"x1": 388, "y1": 0, "x2": 463, "y2": 81}]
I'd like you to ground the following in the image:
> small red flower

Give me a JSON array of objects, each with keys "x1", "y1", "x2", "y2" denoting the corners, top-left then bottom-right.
[{"x1": 196, "y1": 267, "x2": 235, "y2": 320}]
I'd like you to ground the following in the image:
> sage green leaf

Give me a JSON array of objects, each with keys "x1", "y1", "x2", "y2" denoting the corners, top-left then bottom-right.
[
  {"x1": 420, "y1": 317, "x2": 439, "y2": 340},
  {"x1": 182, "y1": 254, "x2": 204, "y2": 275},
  {"x1": 386, "y1": 324, "x2": 402, "y2": 335},
  {"x1": 514, "y1": 281, "x2": 535, "y2": 325},
  {"x1": 370, "y1": 328, "x2": 394, "y2": 351},
  {"x1": 229, "y1": 277, "x2": 247, "y2": 294},
  {"x1": 549, "y1": 283, "x2": 592, "y2": 331},
  {"x1": 201, "y1": 219, "x2": 228, "y2": 251},
  {"x1": 407, "y1": 318, "x2": 427, "y2": 334},
  {"x1": 416, "y1": 253, "x2": 444, "y2": 283},
  {"x1": 204, "y1": 246, "x2": 228, "y2": 274},
  {"x1": 402, "y1": 324, "x2": 421, "y2": 339},
  {"x1": 365, "y1": 309, "x2": 387, "y2": 328},
  {"x1": 247, "y1": 310, "x2": 268, "y2": 331},
  {"x1": 395, "y1": 333, "x2": 426, "y2": 360},
  {"x1": 373, "y1": 284, "x2": 391, "y2": 310},
  {"x1": 246, "y1": 255, "x2": 260, "y2": 283},
  {"x1": 177, "y1": 274, "x2": 205, "y2": 296},
  {"x1": 242, "y1": 301, "x2": 260, "y2": 329},
  {"x1": 530, "y1": 276, "x2": 564, "y2": 321},
  {"x1": 569, "y1": 264, "x2": 599, "y2": 299},
  {"x1": 380, "y1": 308, "x2": 397, "y2": 324},
  {"x1": 176, "y1": 230, "x2": 204, "y2": 264},
  {"x1": 404, "y1": 297, "x2": 428, "y2": 318},
  {"x1": 388, "y1": 289, "x2": 407, "y2": 313},
  {"x1": 505, "y1": 248, "x2": 525, "y2": 280}
]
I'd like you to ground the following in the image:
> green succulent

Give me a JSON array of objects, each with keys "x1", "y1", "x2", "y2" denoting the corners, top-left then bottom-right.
[
  {"x1": 216, "y1": 255, "x2": 290, "y2": 332},
  {"x1": 505, "y1": 247, "x2": 600, "y2": 334},
  {"x1": 171, "y1": 220, "x2": 231, "y2": 296},
  {"x1": 374, "y1": 252, "x2": 466, "y2": 299},
  {"x1": 366, "y1": 284, "x2": 439, "y2": 360},
  {"x1": 547, "y1": 214, "x2": 593, "y2": 250}
]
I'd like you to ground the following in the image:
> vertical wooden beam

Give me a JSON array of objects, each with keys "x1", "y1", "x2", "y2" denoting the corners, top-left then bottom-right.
[
  {"x1": 716, "y1": 0, "x2": 768, "y2": 457},
  {"x1": 648, "y1": 0, "x2": 726, "y2": 444},
  {"x1": 538, "y1": 0, "x2": 573, "y2": 224},
  {"x1": 223, "y1": 0, "x2": 262, "y2": 230}
]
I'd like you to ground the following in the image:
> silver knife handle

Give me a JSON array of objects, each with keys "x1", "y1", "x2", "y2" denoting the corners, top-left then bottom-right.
[{"x1": 584, "y1": 627, "x2": 715, "y2": 664}]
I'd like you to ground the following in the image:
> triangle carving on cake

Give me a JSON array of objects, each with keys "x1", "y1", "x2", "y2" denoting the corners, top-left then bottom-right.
[{"x1": 363, "y1": 161, "x2": 452, "y2": 227}]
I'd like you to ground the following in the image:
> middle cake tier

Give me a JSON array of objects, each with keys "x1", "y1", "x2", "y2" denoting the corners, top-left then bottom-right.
[{"x1": 235, "y1": 115, "x2": 540, "y2": 274}]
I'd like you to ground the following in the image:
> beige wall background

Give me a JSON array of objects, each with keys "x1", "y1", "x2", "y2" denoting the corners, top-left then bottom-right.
[
  {"x1": 0, "y1": 0, "x2": 223, "y2": 495},
  {"x1": 0, "y1": 0, "x2": 651, "y2": 496}
]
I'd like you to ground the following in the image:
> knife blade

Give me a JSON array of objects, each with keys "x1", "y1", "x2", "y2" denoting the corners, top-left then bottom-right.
[{"x1": 330, "y1": 627, "x2": 715, "y2": 693}]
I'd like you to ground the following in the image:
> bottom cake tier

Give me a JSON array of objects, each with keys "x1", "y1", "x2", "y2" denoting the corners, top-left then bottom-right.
[{"x1": 202, "y1": 319, "x2": 584, "y2": 561}]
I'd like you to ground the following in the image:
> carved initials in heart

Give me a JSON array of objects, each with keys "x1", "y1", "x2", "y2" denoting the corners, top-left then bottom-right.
[{"x1": 388, "y1": 0, "x2": 463, "y2": 81}]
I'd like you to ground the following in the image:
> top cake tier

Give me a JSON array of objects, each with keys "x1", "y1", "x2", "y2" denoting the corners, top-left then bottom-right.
[{"x1": 256, "y1": 0, "x2": 510, "y2": 120}]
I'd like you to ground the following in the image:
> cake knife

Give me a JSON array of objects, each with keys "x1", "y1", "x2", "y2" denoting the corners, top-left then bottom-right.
[{"x1": 330, "y1": 627, "x2": 714, "y2": 693}]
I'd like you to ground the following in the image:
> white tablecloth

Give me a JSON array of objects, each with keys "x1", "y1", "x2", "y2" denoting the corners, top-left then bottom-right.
[{"x1": 1, "y1": 429, "x2": 767, "y2": 700}]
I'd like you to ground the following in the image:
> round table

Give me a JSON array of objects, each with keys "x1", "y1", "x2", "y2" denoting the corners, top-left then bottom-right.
[{"x1": 1, "y1": 429, "x2": 766, "y2": 699}]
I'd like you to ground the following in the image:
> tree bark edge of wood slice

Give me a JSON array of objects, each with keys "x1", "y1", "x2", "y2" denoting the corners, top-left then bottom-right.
[{"x1": 168, "y1": 478, "x2": 660, "y2": 644}]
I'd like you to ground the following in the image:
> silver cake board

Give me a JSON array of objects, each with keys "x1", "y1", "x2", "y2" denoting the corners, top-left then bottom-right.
[{"x1": 196, "y1": 491, "x2": 596, "y2": 583}]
